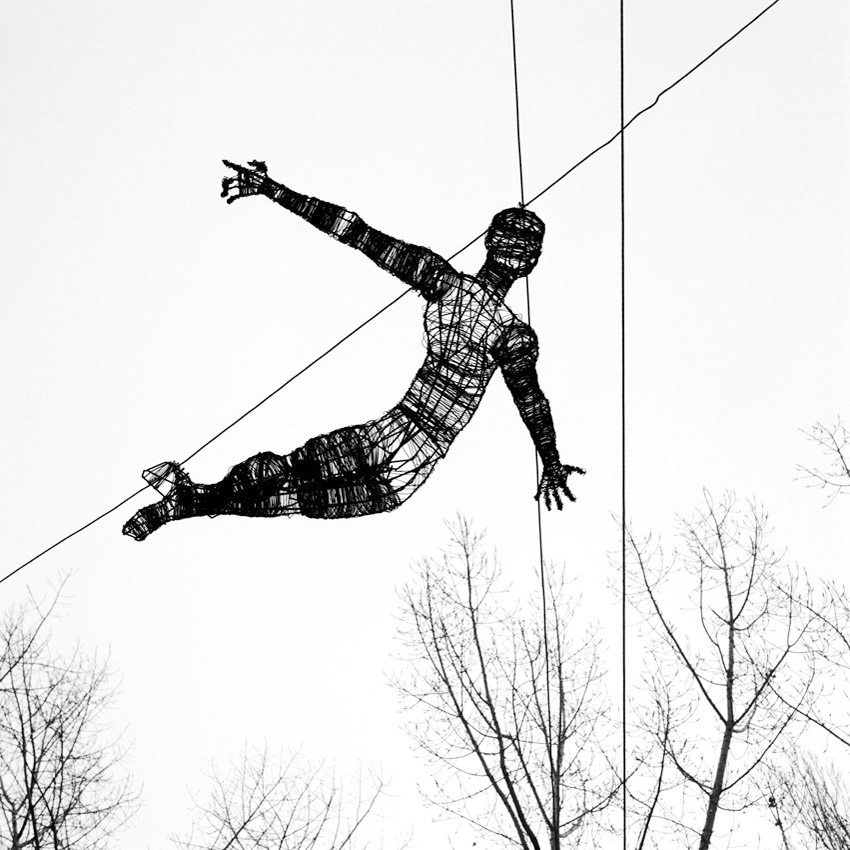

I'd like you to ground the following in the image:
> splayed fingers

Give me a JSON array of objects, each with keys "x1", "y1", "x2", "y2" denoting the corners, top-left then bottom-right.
[{"x1": 221, "y1": 159, "x2": 270, "y2": 203}]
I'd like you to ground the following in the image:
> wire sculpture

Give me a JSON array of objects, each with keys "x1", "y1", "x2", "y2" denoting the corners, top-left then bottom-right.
[{"x1": 122, "y1": 160, "x2": 584, "y2": 541}]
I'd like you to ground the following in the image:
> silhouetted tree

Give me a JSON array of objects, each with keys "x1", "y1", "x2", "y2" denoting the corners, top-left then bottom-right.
[
  {"x1": 773, "y1": 752, "x2": 850, "y2": 850},
  {"x1": 395, "y1": 519, "x2": 617, "y2": 850},
  {"x1": 626, "y1": 493, "x2": 822, "y2": 850},
  {"x1": 0, "y1": 582, "x2": 137, "y2": 849},
  {"x1": 798, "y1": 418, "x2": 850, "y2": 504},
  {"x1": 174, "y1": 745, "x2": 385, "y2": 850},
  {"x1": 782, "y1": 417, "x2": 850, "y2": 751}
]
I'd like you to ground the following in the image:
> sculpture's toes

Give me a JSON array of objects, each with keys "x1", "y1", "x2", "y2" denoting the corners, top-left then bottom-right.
[{"x1": 122, "y1": 505, "x2": 166, "y2": 542}]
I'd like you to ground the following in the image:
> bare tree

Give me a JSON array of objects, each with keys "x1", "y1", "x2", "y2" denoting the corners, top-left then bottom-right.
[
  {"x1": 625, "y1": 492, "x2": 821, "y2": 850},
  {"x1": 625, "y1": 673, "x2": 696, "y2": 850},
  {"x1": 782, "y1": 416, "x2": 850, "y2": 750},
  {"x1": 174, "y1": 745, "x2": 386, "y2": 850},
  {"x1": 0, "y1": 582, "x2": 137, "y2": 849},
  {"x1": 764, "y1": 579, "x2": 850, "y2": 754},
  {"x1": 773, "y1": 752, "x2": 850, "y2": 850},
  {"x1": 394, "y1": 518, "x2": 617, "y2": 850},
  {"x1": 798, "y1": 418, "x2": 850, "y2": 504}
]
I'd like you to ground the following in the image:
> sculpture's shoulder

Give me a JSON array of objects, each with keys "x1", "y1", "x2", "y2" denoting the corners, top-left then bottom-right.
[
  {"x1": 489, "y1": 312, "x2": 539, "y2": 367},
  {"x1": 420, "y1": 262, "x2": 464, "y2": 302}
]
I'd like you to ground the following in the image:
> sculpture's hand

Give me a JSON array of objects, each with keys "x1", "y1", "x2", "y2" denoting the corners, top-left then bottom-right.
[
  {"x1": 221, "y1": 159, "x2": 272, "y2": 203},
  {"x1": 535, "y1": 463, "x2": 586, "y2": 510}
]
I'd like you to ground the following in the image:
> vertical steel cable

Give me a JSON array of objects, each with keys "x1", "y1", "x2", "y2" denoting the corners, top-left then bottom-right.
[
  {"x1": 509, "y1": 0, "x2": 556, "y2": 821},
  {"x1": 620, "y1": 0, "x2": 628, "y2": 845}
]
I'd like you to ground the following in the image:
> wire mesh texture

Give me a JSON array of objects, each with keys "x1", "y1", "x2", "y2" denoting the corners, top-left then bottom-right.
[{"x1": 123, "y1": 160, "x2": 584, "y2": 541}]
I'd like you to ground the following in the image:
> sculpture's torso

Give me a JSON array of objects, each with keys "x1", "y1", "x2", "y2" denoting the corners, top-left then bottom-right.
[{"x1": 398, "y1": 273, "x2": 525, "y2": 456}]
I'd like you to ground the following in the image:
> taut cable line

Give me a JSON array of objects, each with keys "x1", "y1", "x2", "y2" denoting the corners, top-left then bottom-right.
[
  {"x1": 508, "y1": 0, "x2": 556, "y2": 818},
  {"x1": 620, "y1": 0, "x2": 627, "y2": 845},
  {"x1": 2, "y1": 0, "x2": 783, "y2": 586}
]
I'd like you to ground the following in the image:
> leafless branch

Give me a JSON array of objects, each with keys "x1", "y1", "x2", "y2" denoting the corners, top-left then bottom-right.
[
  {"x1": 625, "y1": 493, "x2": 822, "y2": 850},
  {"x1": 174, "y1": 745, "x2": 386, "y2": 850},
  {"x1": 797, "y1": 418, "x2": 850, "y2": 505},
  {"x1": 394, "y1": 518, "x2": 615, "y2": 849},
  {"x1": 0, "y1": 579, "x2": 138, "y2": 850}
]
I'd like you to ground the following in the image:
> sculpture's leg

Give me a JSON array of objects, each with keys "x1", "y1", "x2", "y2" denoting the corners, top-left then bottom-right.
[
  {"x1": 122, "y1": 411, "x2": 436, "y2": 540},
  {"x1": 122, "y1": 451, "x2": 297, "y2": 541},
  {"x1": 289, "y1": 425, "x2": 401, "y2": 519},
  {"x1": 122, "y1": 463, "x2": 200, "y2": 541},
  {"x1": 196, "y1": 451, "x2": 297, "y2": 517}
]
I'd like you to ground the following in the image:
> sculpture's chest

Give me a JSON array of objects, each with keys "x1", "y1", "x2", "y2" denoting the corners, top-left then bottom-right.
[{"x1": 423, "y1": 281, "x2": 510, "y2": 363}]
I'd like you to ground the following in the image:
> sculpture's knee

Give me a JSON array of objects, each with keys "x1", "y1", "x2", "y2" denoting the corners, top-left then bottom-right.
[
  {"x1": 290, "y1": 426, "x2": 400, "y2": 519},
  {"x1": 227, "y1": 451, "x2": 291, "y2": 491}
]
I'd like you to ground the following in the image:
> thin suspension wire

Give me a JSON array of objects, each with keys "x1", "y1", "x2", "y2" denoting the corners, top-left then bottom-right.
[
  {"x1": 0, "y1": 485, "x2": 152, "y2": 588},
  {"x1": 620, "y1": 0, "x2": 627, "y2": 846},
  {"x1": 180, "y1": 290, "x2": 409, "y2": 465},
  {"x1": 1, "y1": 292, "x2": 408, "y2": 587},
  {"x1": 2, "y1": 0, "x2": 783, "y2": 587},
  {"x1": 527, "y1": 0, "x2": 780, "y2": 208},
  {"x1": 509, "y1": 0, "x2": 527, "y2": 207},
  {"x1": 409, "y1": 0, "x2": 783, "y2": 262},
  {"x1": 509, "y1": 0, "x2": 555, "y2": 805}
]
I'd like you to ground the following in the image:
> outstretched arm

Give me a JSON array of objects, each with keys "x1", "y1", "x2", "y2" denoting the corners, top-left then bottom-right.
[
  {"x1": 221, "y1": 159, "x2": 456, "y2": 300},
  {"x1": 492, "y1": 324, "x2": 585, "y2": 509}
]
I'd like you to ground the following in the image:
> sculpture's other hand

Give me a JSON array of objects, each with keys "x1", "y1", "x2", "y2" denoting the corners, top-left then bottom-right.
[
  {"x1": 535, "y1": 463, "x2": 586, "y2": 510},
  {"x1": 221, "y1": 159, "x2": 272, "y2": 203}
]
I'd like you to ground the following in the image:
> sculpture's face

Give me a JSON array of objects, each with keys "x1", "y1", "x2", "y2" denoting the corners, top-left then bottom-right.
[
  {"x1": 485, "y1": 209, "x2": 545, "y2": 279},
  {"x1": 485, "y1": 228, "x2": 543, "y2": 276}
]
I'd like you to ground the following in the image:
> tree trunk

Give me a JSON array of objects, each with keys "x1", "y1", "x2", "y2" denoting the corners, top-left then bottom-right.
[
  {"x1": 700, "y1": 582, "x2": 736, "y2": 850},
  {"x1": 698, "y1": 719, "x2": 733, "y2": 849}
]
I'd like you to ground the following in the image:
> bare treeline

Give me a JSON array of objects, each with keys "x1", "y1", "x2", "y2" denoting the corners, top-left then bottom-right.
[
  {"x1": 174, "y1": 746, "x2": 386, "y2": 850},
  {"x1": 2, "y1": 416, "x2": 848, "y2": 848},
  {"x1": 394, "y1": 518, "x2": 618, "y2": 850},
  {"x1": 625, "y1": 493, "x2": 824, "y2": 849},
  {"x1": 0, "y1": 580, "x2": 137, "y2": 850}
]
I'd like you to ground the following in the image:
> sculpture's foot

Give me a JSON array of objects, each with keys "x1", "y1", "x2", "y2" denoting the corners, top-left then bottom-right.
[
  {"x1": 123, "y1": 461, "x2": 195, "y2": 541},
  {"x1": 123, "y1": 503, "x2": 170, "y2": 541}
]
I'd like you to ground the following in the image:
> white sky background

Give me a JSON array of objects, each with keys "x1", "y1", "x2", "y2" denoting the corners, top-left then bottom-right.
[{"x1": 1, "y1": 1, "x2": 848, "y2": 847}]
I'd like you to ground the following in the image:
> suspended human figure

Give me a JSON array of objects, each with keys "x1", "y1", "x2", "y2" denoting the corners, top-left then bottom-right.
[{"x1": 123, "y1": 160, "x2": 584, "y2": 541}]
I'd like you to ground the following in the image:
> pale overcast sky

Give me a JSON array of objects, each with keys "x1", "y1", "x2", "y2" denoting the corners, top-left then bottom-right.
[{"x1": 1, "y1": 1, "x2": 848, "y2": 847}]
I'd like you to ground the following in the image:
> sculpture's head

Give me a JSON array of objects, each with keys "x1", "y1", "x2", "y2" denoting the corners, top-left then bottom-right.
[{"x1": 485, "y1": 207, "x2": 545, "y2": 278}]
